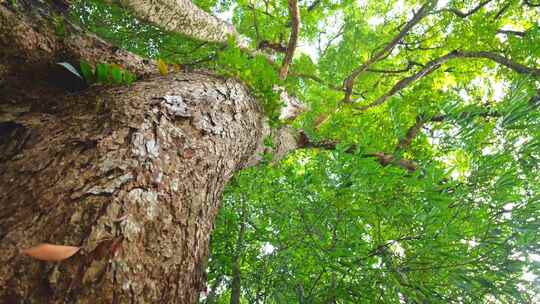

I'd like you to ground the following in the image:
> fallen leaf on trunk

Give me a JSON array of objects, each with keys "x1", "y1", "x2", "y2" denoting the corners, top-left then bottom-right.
[{"x1": 22, "y1": 243, "x2": 80, "y2": 261}]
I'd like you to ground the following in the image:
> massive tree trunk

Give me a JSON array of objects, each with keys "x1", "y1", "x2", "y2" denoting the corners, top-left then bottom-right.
[
  {"x1": 0, "y1": 70, "x2": 268, "y2": 303},
  {"x1": 0, "y1": 2, "x2": 295, "y2": 303}
]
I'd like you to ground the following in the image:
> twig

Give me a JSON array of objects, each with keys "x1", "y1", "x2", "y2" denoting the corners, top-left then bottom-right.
[
  {"x1": 439, "y1": 0, "x2": 492, "y2": 18},
  {"x1": 354, "y1": 50, "x2": 540, "y2": 112},
  {"x1": 342, "y1": 1, "x2": 436, "y2": 102},
  {"x1": 496, "y1": 29, "x2": 526, "y2": 37},
  {"x1": 494, "y1": 0, "x2": 512, "y2": 20},
  {"x1": 280, "y1": 0, "x2": 301, "y2": 79}
]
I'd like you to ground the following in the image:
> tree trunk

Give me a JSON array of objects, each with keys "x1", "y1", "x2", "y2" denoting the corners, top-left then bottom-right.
[
  {"x1": 0, "y1": 71, "x2": 269, "y2": 303},
  {"x1": 0, "y1": 3, "x2": 299, "y2": 302}
]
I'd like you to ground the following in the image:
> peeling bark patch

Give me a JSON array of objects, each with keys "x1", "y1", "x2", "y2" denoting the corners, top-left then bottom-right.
[
  {"x1": 161, "y1": 95, "x2": 191, "y2": 118},
  {"x1": 127, "y1": 188, "x2": 159, "y2": 220},
  {"x1": 145, "y1": 138, "x2": 160, "y2": 158},
  {"x1": 131, "y1": 124, "x2": 160, "y2": 159},
  {"x1": 120, "y1": 217, "x2": 141, "y2": 242},
  {"x1": 86, "y1": 173, "x2": 133, "y2": 195}
]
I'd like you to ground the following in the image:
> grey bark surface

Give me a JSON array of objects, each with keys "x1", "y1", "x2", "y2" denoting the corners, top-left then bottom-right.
[
  {"x1": 0, "y1": 72, "x2": 268, "y2": 303},
  {"x1": 112, "y1": 0, "x2": 239, "y2": 44}
]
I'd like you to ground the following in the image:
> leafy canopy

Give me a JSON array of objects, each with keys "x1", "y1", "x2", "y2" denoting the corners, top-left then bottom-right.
[{"x1": 71, "y1": 0, "x2": 540, "y2": 303}]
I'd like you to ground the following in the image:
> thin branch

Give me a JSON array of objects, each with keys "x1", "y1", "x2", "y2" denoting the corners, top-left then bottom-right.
[
  {"x1": 246, "y1": 4, "x2": 277, "y2": 19},
  {"x1": 457, "y1": 50, "x2": 540, "y2": 76},
  {"x1": 307, "y1": 0, "x2": 322, "y2": 11},
  {"x1": 342, "y1": 1, "x2": 436, "y2": 102},
  {"x1": 394, "y1": 113, "x2": 461, "y2": 152},
  {"x1": 401, "y1": 44, "x2": 444, "y2": 51},
  {"x1": 290, "y1": 73, "x2": 344, "y2": 92},
  {"x1": 370, "y1": 152, "x2": 419, "y2": 172},
  {"x1": 355, "y1": 50, "x2": 540, "y2": 112},
  {"x1": 280, "y1": 0, "x2": 301, "y2": 79},
  {"x1": 439, "y1": 0, "x2": 492, "y2": 18},
  {"x1": 297, "y1": 132, "x2": 418, "y2": 172},
  {"x1": 319, "y1": 24, "x2": 345, "y2": 58},
  {"x1": 290, "y1": 73, "x2": 366, "y2": 98},
  {"x1": 395, "y1": 115, "x2": 426, "y2": 151},
  {"x1": 367, "y1": 67, "x2": 412, "y2": 74},
  {"x1": 366, "y1": 61, "x2": 423, "y2": 74},
  {"x1": 250, "y1": 1, "x2": 261, "y2": 42},
  {"x1": 355, "y1": 53, "x2": 456, "y2": 112},
  {"x1": 494, "y1": 0, "x2": 512, "y2": 20},
  {"x1": 524, "y1": 0, "x2": 540, "y2": 7},
  {"x1": 496, "y1": 29, "x2": 526, "y2": 37}
]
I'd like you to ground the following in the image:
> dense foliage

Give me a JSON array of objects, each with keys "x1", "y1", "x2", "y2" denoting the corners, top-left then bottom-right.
[{"x1": 71, "y1": 0, "x2": 540, "y2": 302}]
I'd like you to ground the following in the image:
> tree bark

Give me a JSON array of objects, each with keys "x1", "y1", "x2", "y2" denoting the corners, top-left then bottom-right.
[
  {"x1": 0, "y1": 3, "x2": 154, "y2": 80},
  {"x1": 111, "y1": 0, "x2": 238, "y2": 44},
  {"x1": 0, "y1": 3, "x2": 299, "y2": 302},
  {"x1": 0, "y1": 70, "x2": 271, "y2": 303}
]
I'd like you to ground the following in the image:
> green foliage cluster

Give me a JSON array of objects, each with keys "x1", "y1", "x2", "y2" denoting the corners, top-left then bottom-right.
[
  {"x1": 79, "y1": 60, "x2": 136, "y2": 85},
  {"x1": 208, "y1": 85, "x2": 540, "y2": 303},
  {"x1": 214, "y1": 40, "x2": 283, "y2": 123}
]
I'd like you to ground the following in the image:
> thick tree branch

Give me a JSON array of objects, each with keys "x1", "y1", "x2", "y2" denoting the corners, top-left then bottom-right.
[
  {"x1": 108, "y1": 0, "x2": 305, "y2": 112},
  {"x1": 439, "y1": 0, "x2": 492, "y2": 18},
  {"x1": 342, "y1": 1, "x2": 436, "y2": 102},
  {"x1": 0, "y1": 4, "x2": 154, "y2": 77},
  {"x1": 111, "y1": 0, "x2": 239, "y2": 45},
  {"x1": 355, "y1": 51, "x2": 540, "y2": 112},
  {"x1": 280, "y1": 0, "x2": 301, "y2": 79}
]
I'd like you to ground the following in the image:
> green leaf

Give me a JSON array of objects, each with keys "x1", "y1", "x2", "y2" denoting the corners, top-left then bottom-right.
[
  {"x1": 123, "y1": 71, "x2": 136, "y2": 85},
  {"x1": 95, "y1": 63, "x2": 110, "y2": 83},
  {"x1": 79, "y1": 60, "x2": 95, "y2": 84},
  {"x1": 110, "y1": 65, "x2": 123, "y2": 84}
]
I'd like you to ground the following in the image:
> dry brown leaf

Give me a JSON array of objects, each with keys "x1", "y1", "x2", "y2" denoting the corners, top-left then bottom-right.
[{"x1": 22, "y1": 243, "x2": 80, "y2": 261}]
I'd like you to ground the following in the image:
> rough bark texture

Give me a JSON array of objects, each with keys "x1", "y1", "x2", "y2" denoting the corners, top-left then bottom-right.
[
  {"x1": 0, "y1": 3, "x2": 300, "y2": 302},
  {"x1": 0, "y1": 3, "x2": 154, "y2": 80},
  {"x1": 0, "y1": 71, "x2": 269, "y2": 303},
  {"x1": 112, "y1": 0, "x2": 239, "y2": 44}
]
